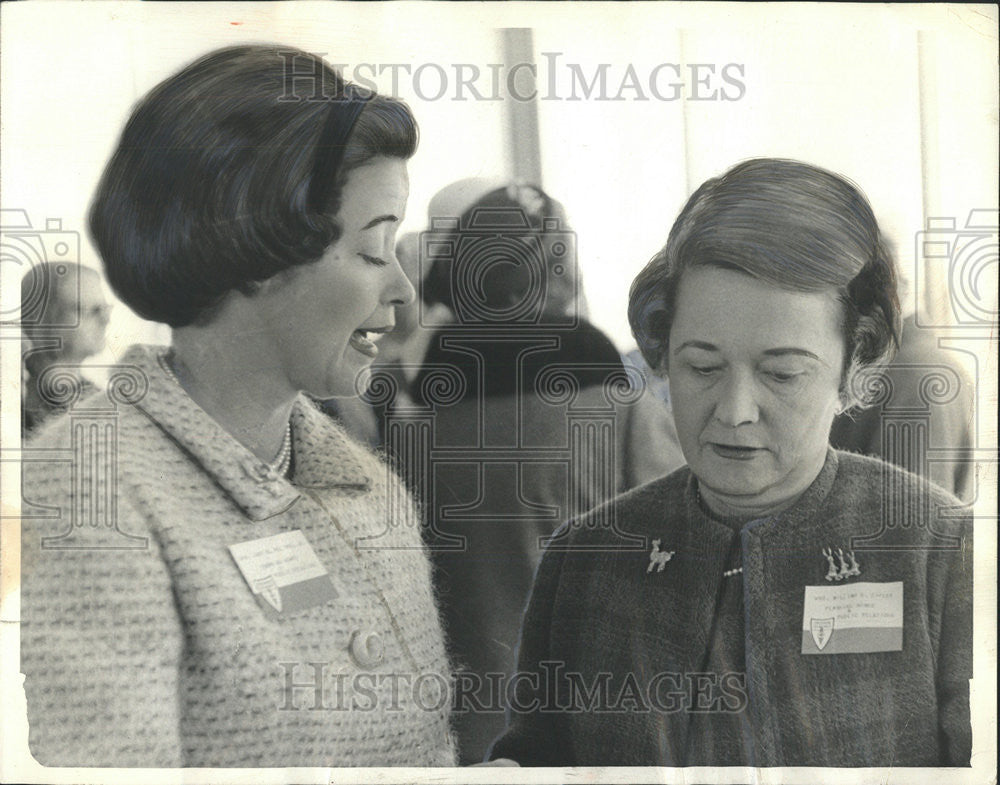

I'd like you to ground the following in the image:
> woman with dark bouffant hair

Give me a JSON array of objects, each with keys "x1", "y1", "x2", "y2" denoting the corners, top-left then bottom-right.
[
  {"x1": 20, "y1": 45, "x2": 456, "y2": 767},
  {"x1": 490, "y1": 158, "x2": 972, "y2": 767}
]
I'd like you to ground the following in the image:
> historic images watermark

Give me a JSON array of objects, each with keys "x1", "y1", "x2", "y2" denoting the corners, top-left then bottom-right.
[
  {"x1": 3, "y1": 363, "x2": 151, "y2": 550},
  {"x1": 278, "y1": 662, "x2": 749, "y2": 716},
  {"x1": 418, "y1": 199, "x2": 581, "y2": 330},
  {"x1": 277, "y1": 50, "x2": 746, "y2": 103},
  {"x1": 914, "y1": 210, "x2": 998, "y2": 330}
]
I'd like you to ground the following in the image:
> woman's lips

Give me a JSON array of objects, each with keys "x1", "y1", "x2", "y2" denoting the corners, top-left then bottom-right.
[
  {"x1": 709, "y1": 443, "x2": 763, "y2": 460},
  {"x1": 349, "y1": 330, "x2": 379, "y2": 358}
]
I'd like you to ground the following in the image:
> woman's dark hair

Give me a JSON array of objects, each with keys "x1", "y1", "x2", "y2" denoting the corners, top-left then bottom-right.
[
  {"x1": 628, "y1": 158, "x2": 900, "y2": 406},
  {"x1": 89, "y1": 44, "x2": 418, "y2": 327},
  {"x1": 422, "y1": 184, "x2": 576, "y2": 320}
]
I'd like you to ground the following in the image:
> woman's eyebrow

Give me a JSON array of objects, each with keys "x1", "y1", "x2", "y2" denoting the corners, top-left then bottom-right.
[
  {"x1": 674, "y1": 340, "x2": 718, "y2": 353},
  {"x1": 762, "y1": 347, "x2": 822, "y2": 361},
  {"x1": 362, "y1": 214, "x2": 399, "y2": 230}
]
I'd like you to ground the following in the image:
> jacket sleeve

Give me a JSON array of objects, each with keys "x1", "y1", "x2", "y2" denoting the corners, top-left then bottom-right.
[
  {"x1": 488, "y1": 532, "x2": 573, "y2": 765},
  {"x1": 936, "y1": 517, "x2": 974, "y2": 765},
  {"x1": 20, "y1": 482, "x2": 185, "y2": 767}
]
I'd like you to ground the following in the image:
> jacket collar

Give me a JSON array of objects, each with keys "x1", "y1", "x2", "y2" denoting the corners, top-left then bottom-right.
[
  {"x1": 685, "y1": 448, "x2": 840, "y2": 538},
  {"x1": 642, "y1": 450, "x2": 842, "y2": 664},
  {"x1": 737, "y1": 448, "x2": 840, "y2": 540},
  {"x1": 123, "y1": 345, "x2": 371, "y2": 522}
]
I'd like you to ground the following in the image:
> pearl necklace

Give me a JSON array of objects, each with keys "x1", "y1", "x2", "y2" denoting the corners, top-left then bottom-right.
[
  {"x1": 694, "y1": 485, "x2": 744, "y2": 578},
  {"x1": 159, "y1": 352, "x2": 292, "y2": 478},
  {"x1": 267, "y1": 424, "x2": 294, "y2": 479}
]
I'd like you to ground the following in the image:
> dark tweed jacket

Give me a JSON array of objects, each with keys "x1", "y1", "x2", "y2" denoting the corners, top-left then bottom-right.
[{"x1": 490, "y1": 450, "x2": 973, "y2": 766}]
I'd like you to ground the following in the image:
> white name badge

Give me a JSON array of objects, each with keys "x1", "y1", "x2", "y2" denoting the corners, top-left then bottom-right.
[
  {"x1": 801, "y1": 581, "x2": 903, "y2": 655},
  {"x1": 229, "y1": 530, "x2": 338, "y2": 619}
]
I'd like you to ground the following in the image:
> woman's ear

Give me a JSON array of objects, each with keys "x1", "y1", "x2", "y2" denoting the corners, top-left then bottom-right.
[
  {"x1": 839, "y1": 360, "x2": 891, "y2": 414},
  {"x1": 837, "y1": 363, "x2": 857, "y2": 414},
  {"x1": 837, "y1": 370, "x2": 857, "y2": 414},
  {"x1": 251, "y1": 276, "x2": 279, "y2": 297},
  {"x1": 249, "y1": 267, "x2": 298, "y2": 298}
]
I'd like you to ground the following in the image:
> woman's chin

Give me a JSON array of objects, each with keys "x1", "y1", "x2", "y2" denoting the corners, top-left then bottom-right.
[
  {"x1": 313, "y1": 366, "x2": 371, "y2": 400},
  {"x1": 297, "y1": 375, "x2": 356, "y2": 402},
  {"x1": 695, "y1": 455, "x2": 769, "y2": 490},
  {"x1": 703, "y1": 482, "x2": 771, "y2": 506},
  {"x1": 696, "y1": 462, "x2": 821, "y2": 518},
  {"x1": 693, "y1": 461, "x2": 781, "y2": 507}
]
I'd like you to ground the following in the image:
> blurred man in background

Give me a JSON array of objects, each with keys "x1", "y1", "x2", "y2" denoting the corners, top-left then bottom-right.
[
  {"x1": 21, "y1": 262, "x2": 110, "y2": 435},
  {"x1": 408, "y1": 179, "x2": 684, "y2": 763}
]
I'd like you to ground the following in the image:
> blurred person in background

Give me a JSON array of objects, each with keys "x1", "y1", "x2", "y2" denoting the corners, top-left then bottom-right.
[
  {"x1": 373, "y1": 230, "x2": 452, "y2": 380},
  {"x1": 410, "y1": 180, "x2": 685, "y2": 763},
  {"x1": 20, "y1": 45, "x2": 455, "y2": 767},
  {"x1": 20, "y1": 262, "x2": 111, "y2": 435},
  {"x1": 830, "y1": 301, "x2": 975, "y2": 500}
]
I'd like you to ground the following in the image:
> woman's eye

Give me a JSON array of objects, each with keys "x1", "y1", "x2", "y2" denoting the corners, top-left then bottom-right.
[
  {"x1": 690, "y1": 365, "x2": 720, "y2": 377},
  {"x1": 764, "y1": 370, "x2": 801, "y2": 383},
  {"x1": 360, "y1": 253, "x2": 388, "y2": 267}
]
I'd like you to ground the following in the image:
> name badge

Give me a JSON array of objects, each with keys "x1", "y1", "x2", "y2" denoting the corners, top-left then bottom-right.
[
  {"x1": 801, "y1": 581, "x2": 903, "y2": 654},
  {"x1": 229, "y1": 530, "x2": 339, "y2": 619}
]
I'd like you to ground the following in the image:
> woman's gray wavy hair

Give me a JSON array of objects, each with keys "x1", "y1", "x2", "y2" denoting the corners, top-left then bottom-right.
[{"x1": 628, "y1": 158, "x2": 900, "y2": 409}]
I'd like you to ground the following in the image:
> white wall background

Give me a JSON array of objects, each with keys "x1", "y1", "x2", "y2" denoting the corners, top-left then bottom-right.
[
  {"x1": 533, "y1": 5, "x2": 998, "y2": 347},
  {"x1": 1, "y1": 3, "x2": 996, "y2": 356}
]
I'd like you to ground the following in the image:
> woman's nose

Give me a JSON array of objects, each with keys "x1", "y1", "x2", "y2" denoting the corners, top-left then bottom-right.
[
  {"x1": 386, "y1": 254, "x2": 417, "y2": 308},
  {"x1": 713, "y1": 371, "x2": 760, "y2": 427}
]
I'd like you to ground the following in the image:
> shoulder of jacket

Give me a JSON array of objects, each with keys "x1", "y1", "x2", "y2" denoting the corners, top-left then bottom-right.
[
  {"x1": 833, "y1": 449, "x2": 966, "y2": 510},
  {"x1": 557, "y1": 467, "x2": 691, "y2": 549}
]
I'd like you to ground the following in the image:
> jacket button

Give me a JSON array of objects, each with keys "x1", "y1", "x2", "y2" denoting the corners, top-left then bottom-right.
[{"x1": 349, "y1": 630, "x2": 385, "y2": 668}]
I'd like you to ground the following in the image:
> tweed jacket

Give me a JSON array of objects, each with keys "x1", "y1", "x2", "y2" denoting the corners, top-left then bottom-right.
[
  {"x1": 20, "y1": 345, "x2": 456, "y2": 767},
  {"x1": 490, "y1": 450, "x2": 973, "y2": 766}
]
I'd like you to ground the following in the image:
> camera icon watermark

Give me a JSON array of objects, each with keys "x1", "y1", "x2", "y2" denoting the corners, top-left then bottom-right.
[
  {"x1": 1, "y1": 209, "x2": 81, "y2": 327},
  {"x1": 844, "y1": 363, "x2": 974, "y2": 550},
  {"x1": 914, "y1": 209, "x2": 998, "y2": 329},
  {"x1": 419, "y1": 205, "x2": 580, "y2": 330}
]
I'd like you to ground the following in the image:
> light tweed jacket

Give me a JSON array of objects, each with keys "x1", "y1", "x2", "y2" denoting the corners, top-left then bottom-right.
[{"x1": 20, "y1": 345, "x2": 456, "y2": 767}]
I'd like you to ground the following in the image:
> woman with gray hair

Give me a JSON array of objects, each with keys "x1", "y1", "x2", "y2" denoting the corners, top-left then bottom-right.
[{"x1": 490, "y1": 158, "x2": 972, "y2": 766}]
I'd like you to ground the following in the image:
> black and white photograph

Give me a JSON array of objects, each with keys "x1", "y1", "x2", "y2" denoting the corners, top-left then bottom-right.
[{"x1": 1, "y1": 3, "x2": 996, "y2": 783}]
